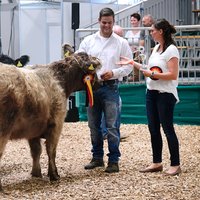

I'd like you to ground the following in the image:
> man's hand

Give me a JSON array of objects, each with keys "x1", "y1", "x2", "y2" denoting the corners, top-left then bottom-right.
[{"x1": 100, "y1": 71, "x2": 113, "y2": 81}]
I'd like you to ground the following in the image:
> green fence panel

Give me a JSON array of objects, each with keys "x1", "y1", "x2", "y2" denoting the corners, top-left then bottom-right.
[
  {"x1": 119, "y1": 84, "x2": 147, "y2": 124},
  {"x1": 174, "y1": 85, "x2": 200, "y2": 125},
  {"x1": 76, "y1": 84, "x2": 200, "y2": 125}
]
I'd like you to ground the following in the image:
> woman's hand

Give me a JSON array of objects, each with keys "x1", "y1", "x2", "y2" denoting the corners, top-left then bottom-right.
[
  {"x1": 116, "y1": 56, "x2": 134, "y2": 65},
  {"x1": 140, "y1": 68, "x2": 151, "y2": 77}
]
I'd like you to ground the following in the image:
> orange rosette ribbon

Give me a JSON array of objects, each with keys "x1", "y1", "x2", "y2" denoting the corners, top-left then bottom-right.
[
  {"x1": 83, "y1": 74, "x2": 94, "y2": 107},
  {"x1": 150, "y1": 66, "x2": 163, "y2": 80}
]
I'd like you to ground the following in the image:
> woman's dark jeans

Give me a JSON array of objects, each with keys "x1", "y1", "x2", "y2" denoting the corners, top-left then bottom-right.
[{"x1": 146, "y1": 89, "x2": 180, "y2": 166}]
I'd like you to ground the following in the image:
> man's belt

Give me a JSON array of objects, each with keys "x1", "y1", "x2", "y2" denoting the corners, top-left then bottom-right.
[{"x1": 101, "y1": 79, "x2": 119, "y2": 86}]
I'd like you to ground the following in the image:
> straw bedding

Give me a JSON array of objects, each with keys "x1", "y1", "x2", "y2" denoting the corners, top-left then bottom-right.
[{"x1": 0, "y1": 122, "x2": 200, "y2": 200}]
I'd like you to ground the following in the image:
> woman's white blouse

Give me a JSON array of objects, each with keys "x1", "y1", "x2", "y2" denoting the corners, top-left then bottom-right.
[{"x1": 146, "y1": 44, "x2": 180, "y2": 102}]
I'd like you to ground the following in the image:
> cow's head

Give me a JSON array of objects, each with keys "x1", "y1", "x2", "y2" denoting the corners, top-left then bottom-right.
[
  {"x1": 72, "y1": 52, "x2": 101, "y2": 74},
  {"x1": 14, "y1": 55, "x2": 30, "y2": 67},
  {"x1": 62, "y1": 44, "x2": 101, "y2": 89},
  {"x1": 62, "y1": 43, "x2": 101, "y2": 76},
  {"x1": 65, "y1": 51, "x2": 101, "y2": 88},
  {"x1": 61, "y1": 48, "x2": 101, "y2": 106}
]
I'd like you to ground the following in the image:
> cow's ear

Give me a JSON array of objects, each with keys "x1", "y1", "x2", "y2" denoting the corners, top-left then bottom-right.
[
  {"x1": 84, "y1": 63, "x2": 98, "y2": 74},
  {"x1": 83, "y1": 57, "x2": 101, "y2": 73},
  {"x1": 64, "y1": 51, "x2": 71, "y2": 58},
  {"x1": 62, "y1": 44, "x2": 74, "y2": 58}
]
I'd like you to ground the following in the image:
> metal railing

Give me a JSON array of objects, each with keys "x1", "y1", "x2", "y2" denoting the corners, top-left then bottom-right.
[
  {"x1": 76, "y1": 25, "x2": 200, "y2": 85},
  {"x1": 174, "y1": 25, "x2": 200, "y2": 85}
]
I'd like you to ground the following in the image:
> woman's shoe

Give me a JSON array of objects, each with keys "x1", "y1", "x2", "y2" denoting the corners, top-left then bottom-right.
[
  {"x1": 139, "y1": 165, "x2": 163, "y2": 173},
  {"x1": 164, "y1": 166, "x2": 181, "y2": 176}
]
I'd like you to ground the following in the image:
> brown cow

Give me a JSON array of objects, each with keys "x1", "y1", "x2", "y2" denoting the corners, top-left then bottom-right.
[{"x1": 0, "y1": 51, "x2": 101, "y2": 191}]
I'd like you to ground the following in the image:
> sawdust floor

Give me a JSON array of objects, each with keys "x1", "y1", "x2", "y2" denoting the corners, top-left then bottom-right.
[{"x1": 1, "y1": 122, "x2": 200, "y2": 200}]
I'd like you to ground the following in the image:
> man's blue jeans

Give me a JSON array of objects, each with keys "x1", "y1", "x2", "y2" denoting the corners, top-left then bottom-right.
[
  {"x1": 101, "y1": 97, "x2": 122, "y2": 137},
  {"x1": 87, "y1": 82, "x2": 121, "y2": 163},
  {"x1": 146, "y1": 89, "x2": 180, "y2": 166}
]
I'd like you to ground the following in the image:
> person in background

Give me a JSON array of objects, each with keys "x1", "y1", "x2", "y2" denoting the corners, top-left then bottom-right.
[
  {"x1": 117, "y1": 18, "x2": 181, "y2": 176},
  {"x1": 139, "y1": 14, "x2": 155, "y2": 48},
  {"x1": 125, "y1": 13, "x2": 141, "y2": 53},
  {"x1": 77, "y1": 8, "x2": 133, "y2": 173},
  {"x1": 113, "y1": 25, "x2": 124, "y2": 37},
  {"x1": 125, "y1": 13, "x2": 141, "y2": 82}
]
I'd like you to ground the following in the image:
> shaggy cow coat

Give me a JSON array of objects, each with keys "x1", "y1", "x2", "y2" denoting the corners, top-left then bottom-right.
[{"x1": 0, "y1": 52, "x2": 101, "y2": 191}]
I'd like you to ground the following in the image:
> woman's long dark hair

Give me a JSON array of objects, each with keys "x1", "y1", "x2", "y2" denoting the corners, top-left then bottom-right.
[{"x1": 154, "y1": 18, "x2": 176, "y2": 53}]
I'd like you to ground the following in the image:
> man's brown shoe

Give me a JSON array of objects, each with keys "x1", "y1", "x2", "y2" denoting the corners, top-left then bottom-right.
[
  {"x1": 105, "y1": 163, "x2": 119, "y2": 173},
  {"x1": 139, "y1": 165, "x2": 163, "y2": 173},
  {"x1": 84, "y1": 159, "x2": 104, "y2": 170}
]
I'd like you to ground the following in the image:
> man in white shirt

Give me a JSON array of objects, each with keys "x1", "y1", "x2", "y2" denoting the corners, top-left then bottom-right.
[{"x1": 77, "y1": 7, "x2": 132, "y2": 173}]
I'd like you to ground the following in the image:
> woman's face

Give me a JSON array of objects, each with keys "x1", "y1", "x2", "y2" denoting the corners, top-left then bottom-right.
[
  {"x1": 150, "y1": 25, "x2": 163, "y2": 42},
  {"x1": 130, "y1": 17, "x2": 140, "y2": 27}
]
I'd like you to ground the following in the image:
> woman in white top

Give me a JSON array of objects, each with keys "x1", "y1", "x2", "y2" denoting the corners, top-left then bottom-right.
[
  {"x1": 118, "y1": 18, "x2": 181, "y2": 176},
  {"x1": 125, "y1": 13, "x2": 141, "y2": 53},
  {"x1": 125, "y1": 13, "x2": 141, "y2": 81}
]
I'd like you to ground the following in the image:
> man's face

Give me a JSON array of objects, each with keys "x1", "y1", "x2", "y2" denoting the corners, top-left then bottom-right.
[
  {"x1": 142, "y1": 17, "x2": 152, "y2": 27},
  {"x1": 99, "y1": 16, "x2": 114, "y2": 38}
]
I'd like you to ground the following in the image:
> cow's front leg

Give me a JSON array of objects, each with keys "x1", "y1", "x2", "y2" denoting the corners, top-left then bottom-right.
[
  {"x1": 28, "y1": 138, "x2": 42, "y2": 178},
  {"x1": 0, "y1": 135, "x2": 9, "y2": 192},
  {"x1": 0, "y1": 154, "x2": 3, "y2": 190}
]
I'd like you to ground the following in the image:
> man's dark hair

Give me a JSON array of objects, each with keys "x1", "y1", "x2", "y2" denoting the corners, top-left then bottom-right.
[{"x1": 99, "y1": 7, "x2": 115, "y2": 20}]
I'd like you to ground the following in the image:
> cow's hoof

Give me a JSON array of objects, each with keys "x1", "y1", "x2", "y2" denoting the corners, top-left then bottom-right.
[
  {"x1": 0, "y1": 188, "x2": 10, "y2": 195},
  {"x1": 50, "y1": 174, "x2": 60, "y2": 181},
  {"x1": 31, "y1": 171, "x2": 42, "y2": 178}
]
